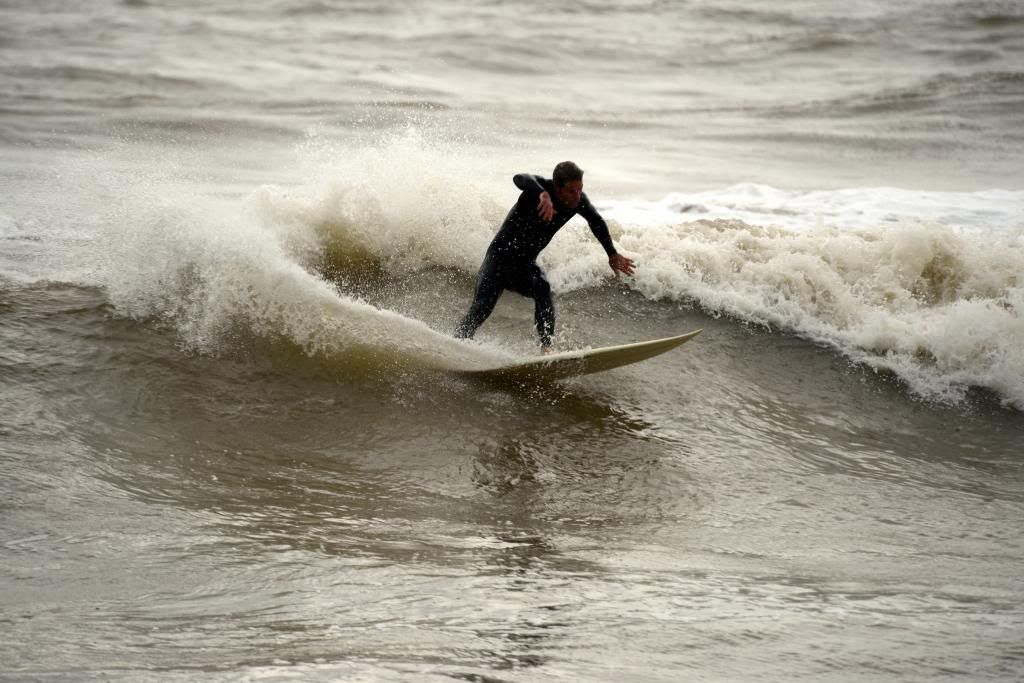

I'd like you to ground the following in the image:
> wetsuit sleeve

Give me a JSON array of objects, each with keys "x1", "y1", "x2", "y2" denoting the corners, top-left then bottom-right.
[
  {"x1": 578, "y1": 194, "x2": 618, "y2": 257},
  {"x1": 513, "y1": 174, "x2": 546, "y2": 194}
]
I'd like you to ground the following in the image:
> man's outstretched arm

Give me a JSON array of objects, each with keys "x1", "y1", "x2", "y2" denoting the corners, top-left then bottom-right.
[{"x1": 578, "y1": 196, "x2": 636, "y2": 277}]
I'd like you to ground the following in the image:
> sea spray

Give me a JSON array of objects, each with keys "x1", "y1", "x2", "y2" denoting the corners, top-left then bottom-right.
[{"x1": 84, "y1": 149, "x2": 509, "y2": 374}]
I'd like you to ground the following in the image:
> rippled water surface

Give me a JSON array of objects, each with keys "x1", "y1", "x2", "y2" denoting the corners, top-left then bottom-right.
[{"x1": 2, "y1": 1, "x2": 1024, "y2": 680}]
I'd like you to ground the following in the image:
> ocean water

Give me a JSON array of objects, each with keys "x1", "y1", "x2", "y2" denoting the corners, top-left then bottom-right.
[{"x1": 2, "y1": 1, "x2": 1024, "y2": 680}]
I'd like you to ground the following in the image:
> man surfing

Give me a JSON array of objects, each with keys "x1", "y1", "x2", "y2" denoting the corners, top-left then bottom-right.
[{"x1": 454, "y1": 161, "x2": 635, "y2": 351}]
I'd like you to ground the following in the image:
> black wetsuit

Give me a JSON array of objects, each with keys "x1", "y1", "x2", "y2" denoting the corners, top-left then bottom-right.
[{"x1": 454, "y1": 173, "x2": 618, "y2": 348}]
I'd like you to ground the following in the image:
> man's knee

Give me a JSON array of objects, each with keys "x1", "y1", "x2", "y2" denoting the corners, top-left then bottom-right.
[
  {"x1": 530, "y1": 270, "x2": 551, "y2": 300},
  {"x1": 456, "y1": 283, "x2": 503, "y2": 339}
]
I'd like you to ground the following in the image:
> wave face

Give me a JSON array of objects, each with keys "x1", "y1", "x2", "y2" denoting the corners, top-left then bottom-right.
[
  {"x1": 54, "y1": 129, "x2": 1022, "y2": 407},
  {"x1": 12, "y1": 127, "x2": 1013, "y2": 407}
]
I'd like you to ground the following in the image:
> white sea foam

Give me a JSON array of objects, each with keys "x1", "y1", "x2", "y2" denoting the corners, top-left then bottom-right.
[
  {"x1": 247, "y1": 127, "x2": 505, "y2": 278},
  {"x1": 542, "y1": 187, "x2": 1024, "y2": 408},
  {"x1": 85, "y1": 147, "x2": 510, "y2": 375}
]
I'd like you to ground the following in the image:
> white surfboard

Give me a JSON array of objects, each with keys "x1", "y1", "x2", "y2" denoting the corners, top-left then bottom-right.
[{"x1": 460, "y1": 329, "x2": 702, "y2": 382}]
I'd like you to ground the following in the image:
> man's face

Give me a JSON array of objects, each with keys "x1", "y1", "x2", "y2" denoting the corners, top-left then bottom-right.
[{"x1": 555, "y1": 179, "x2": 583, "y2": 209}]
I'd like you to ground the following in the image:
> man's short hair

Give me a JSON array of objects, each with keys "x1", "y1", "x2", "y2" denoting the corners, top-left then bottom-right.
[{"x1": 552, "y1": 161, "x2": 584, "y2": 187}]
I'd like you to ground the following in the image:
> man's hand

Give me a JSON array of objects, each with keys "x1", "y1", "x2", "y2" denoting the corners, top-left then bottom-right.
[
  {"x1": 609, "y1": 253, "x2": 636, "y2": 278},
  {"x1": 537, "y1": 191, "x2": 555, "y2": 221}
]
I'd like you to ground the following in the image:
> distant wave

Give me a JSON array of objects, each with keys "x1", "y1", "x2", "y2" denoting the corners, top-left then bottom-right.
[
  {"x1": 281, "y1": 1, "x2": 397, "y2": 18},
  {"x1": 940, "y1": 5, "x2": 1024, "y2": 28},
  {"x1": 6, "y1": 65, "x2": 216, "y2": 91},
  {"x1": 763, "y1": 71, "x2": 1024, "y2": 119}
]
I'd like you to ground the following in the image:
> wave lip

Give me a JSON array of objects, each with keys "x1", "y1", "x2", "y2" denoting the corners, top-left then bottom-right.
[{"x1": 85, "y1": 164, "x2": 510, "y2": 380}]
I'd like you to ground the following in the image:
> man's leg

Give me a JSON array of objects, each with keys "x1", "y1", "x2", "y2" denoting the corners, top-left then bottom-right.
[
  {"x1": 508, "y1": 263, "x2": 554, "y2": 349},
  {"x1": 454, "y1": 258, "x2": 504, "y2": 340}
]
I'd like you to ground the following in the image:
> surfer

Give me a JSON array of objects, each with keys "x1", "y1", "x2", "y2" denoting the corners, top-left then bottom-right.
[{"x1": 454, "y1": 161, "x2": 635, "y2": 351}]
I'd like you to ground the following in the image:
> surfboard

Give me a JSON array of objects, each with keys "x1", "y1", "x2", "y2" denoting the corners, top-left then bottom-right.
[{"x1": 460, "y1": 329, "x2": 702, "y2": 382}]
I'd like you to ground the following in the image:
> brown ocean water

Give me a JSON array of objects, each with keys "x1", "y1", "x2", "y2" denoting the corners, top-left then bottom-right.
[{"x1": 2, "y1": 1, "x2": 1024, "y2": 680}]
